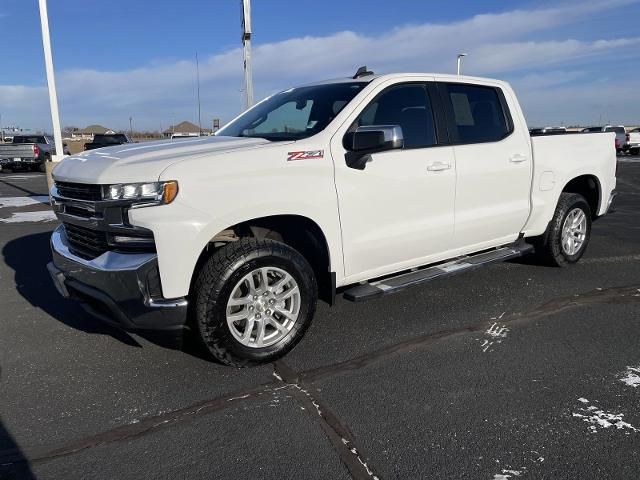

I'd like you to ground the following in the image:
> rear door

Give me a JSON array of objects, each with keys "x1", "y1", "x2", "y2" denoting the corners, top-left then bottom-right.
[{"x1": 437, "y1": 81, "x2": 532, "y2": 250}]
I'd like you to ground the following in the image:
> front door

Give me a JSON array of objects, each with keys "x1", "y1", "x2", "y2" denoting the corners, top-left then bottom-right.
[{"x1": 331, "y1": 82, "x2": 457, "y2": 280}]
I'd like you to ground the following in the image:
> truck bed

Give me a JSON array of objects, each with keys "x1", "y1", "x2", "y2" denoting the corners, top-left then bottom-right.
[{"x1": 523, "y1": 132, "x2": 617, "y2": 236}]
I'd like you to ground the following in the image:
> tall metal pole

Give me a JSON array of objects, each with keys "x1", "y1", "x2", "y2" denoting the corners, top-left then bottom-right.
[
  {"x1": 196, "y1": 52, "x2": 202, "y2": 135},
  {"x1": 456, "y1": 53, "x2": 467, "y2": 76},
  {"x1": 38, "y1": 0, "x2": 64, "y2": 161},
  {"x1": 241, "y1": 0, "x2": 254, "y2": 110}
]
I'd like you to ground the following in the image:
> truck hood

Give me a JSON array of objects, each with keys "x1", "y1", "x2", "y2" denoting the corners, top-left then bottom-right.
[{"x1": 52, "y1": 136, "x2": 271, "y2": 184}]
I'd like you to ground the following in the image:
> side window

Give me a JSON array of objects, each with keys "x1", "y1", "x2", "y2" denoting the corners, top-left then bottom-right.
[
  {"x1": 354, "y1": 84, "x2": 436, "y2": 148},
  {"x1": 443, "y1": 83, "x2": 510, "y2": 144}
]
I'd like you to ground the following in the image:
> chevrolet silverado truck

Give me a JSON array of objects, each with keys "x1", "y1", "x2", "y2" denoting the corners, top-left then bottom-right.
[
  {"x1": 0, "y1": 134, "x2": 68, "y2": 172},
  {"x1": 47, "y1": 70, "x2": 617, "y2": 366}
]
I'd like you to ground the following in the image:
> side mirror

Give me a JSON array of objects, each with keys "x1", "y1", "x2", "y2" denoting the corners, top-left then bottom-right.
[{"x1": 344, "y1": 125, "x2": 404, "y2": 170}]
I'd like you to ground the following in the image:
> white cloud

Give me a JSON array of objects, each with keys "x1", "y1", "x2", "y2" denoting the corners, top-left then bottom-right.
[{"x1": 2, "y1": 0, "x2": 640, "y2": 130}]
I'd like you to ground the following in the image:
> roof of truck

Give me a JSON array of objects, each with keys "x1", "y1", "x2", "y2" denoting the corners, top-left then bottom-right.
[{"x1": 301, "y1": 73, "x2": 507, "y2": 87}]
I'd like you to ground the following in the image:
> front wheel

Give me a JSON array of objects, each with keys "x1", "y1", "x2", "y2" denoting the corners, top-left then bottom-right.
[
  {"x1": 534, "y1": 193, "x2": 592, "y2": 267},
  {"x1": 192, "y1": 238, "x2": 317, "y2": 367}
]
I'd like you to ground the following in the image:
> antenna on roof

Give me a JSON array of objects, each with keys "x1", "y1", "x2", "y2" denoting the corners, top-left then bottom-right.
[{"x1": 353, "y1": 66, "x2": 374, "y2": 79}]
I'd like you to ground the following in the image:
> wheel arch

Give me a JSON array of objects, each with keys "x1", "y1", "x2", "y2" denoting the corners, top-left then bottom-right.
[
  {"x1": 190, "y1": 214, "x2": 336, "y2": 305},
  {"x1": 560, "y1": 174, "x2": 602, "y2": 219}
]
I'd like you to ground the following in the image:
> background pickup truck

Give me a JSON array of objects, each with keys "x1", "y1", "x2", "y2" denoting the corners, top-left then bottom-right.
[
  {"x1": 83, "y1": 133, "x2": 132, "y2": 151},
  {"x1": 582, "y1": 125, "x2": 626, "y2": 153},
  {"x1": 48, "y1": 70, "x2": 617, "y2": 367},
  {"x1": 0, "y1": 135, "x2": 68, "y2": 172},
  {"x1": 624, "y1": 128, "x2": 640, "y2": 155}
]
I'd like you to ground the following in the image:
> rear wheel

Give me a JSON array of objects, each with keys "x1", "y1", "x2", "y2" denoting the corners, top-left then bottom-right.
[
  {"x1": 192, "y1": 238, "x2": 317, "y2": 367},
  {"x1": 534, "y1": 193, "x2": 592, "y2": 266},
  {"x1": 631, "y1": 147, "x2": 639, "y2": 156},
  {"x1": 38, "y1": 156, "x2": 49, "y2": 173}
]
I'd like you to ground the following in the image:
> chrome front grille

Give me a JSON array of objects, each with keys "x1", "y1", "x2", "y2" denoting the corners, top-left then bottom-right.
[{"x1": 55, "y1": 181, "x2": 103, "y2": 201}]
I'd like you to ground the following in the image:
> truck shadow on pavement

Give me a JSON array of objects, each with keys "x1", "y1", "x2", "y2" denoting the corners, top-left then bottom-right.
[
  {"x1": 0, "y1": 421, "x2": 36, "y2": 480},
  {"x1": 3, "y1": 231, "x2": 146, "y2": 349},
  {"x1": 2, "y1": 231, "x2": 212, "y2": 361},
  {"x1": 0, "y1": 364, "x2": 36, "y2": 480}
]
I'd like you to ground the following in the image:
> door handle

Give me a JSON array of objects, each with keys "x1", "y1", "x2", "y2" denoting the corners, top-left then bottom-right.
[
  {"x1": 509, "y1": 154, "x2": 527, "y2": 163},
  {"x1": 427, "y1": 162, "x2": 451, "y2": 172}
]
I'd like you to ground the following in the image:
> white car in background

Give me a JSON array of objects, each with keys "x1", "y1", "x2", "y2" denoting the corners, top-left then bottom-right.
[{"x1": 624, "y1": 128, "x2": 640, "y2": 155}]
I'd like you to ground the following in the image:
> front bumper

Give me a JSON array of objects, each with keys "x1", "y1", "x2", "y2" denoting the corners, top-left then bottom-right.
[
  {"x1": 0, "y1": 157, "x2": 41, "y2": 167},
  {"x1": 48, "y1": 225, "x2": 188, "y2": 332}
]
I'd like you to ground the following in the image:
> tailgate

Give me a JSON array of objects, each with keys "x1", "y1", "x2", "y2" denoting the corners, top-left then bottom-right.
[{"x1": 0, "y1": 144, "x2": 36, "y2": 159}]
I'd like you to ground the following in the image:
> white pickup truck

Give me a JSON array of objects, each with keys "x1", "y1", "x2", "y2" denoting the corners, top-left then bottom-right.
[
  {"x1": 48, "y1": 70, "x2": 617, "y2": 366},
  {"x1": 625, "y1": 128, "x2": 640, "y2": 155}
]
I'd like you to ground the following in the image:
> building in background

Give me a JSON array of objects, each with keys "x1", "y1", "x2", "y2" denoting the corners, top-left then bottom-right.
[
  {"x1": 69, "y1": 125, "x2": 115, "y2": 140},
  {"x1": 163, "y1": 121, "x2": 212, "y2": 138}
]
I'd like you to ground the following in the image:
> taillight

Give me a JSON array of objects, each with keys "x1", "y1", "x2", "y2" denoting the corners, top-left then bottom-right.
[
  {"x1": 626, "y1": 133, "x2": 630, "y2": 142},
  {"x1": 615, "y1": 138, "x2": 620, "y2": 149},
  {"x1": 33, "y1": 144, "x2": 40, "y2": 157}
]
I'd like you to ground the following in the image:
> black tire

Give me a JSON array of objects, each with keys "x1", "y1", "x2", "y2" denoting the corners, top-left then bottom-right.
[
  {"x1": 534, "y1": 193, "x2": 592, "y2": 267},
  {"x1": 631, "y1": 148, "x2": 639, "y2": 156},
  {"x1": 192, "y1": 238, "x2": 317, "y2": 367},
  {"x1": 38, "y1": 157, "x2": 49, "y2": 173}
]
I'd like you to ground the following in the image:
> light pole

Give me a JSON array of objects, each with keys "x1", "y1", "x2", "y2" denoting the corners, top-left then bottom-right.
[
  {"x1": 241, "y1": 0, "x2": 254, "y2": 110},
  {"x1": 38, "y1": 0, "x2": 64, "y2": 162},
  {"x1": 456, "y1": 53, "x2": 467, "y2": 76},
  {"x1": 129, "y1": 116, "x2": 133, "y2": 139},
  {"x1": 196, "y1": 52, "x2": 202, "y2": 135}
]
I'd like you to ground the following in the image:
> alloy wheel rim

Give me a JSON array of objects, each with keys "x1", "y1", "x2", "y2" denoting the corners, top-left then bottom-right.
[
  {"x1": 561, "y1": 207, "x2": 587, "y2": 256},
  {"x1": 226, "y1": 267, "x2": 300, "y2": 348}
]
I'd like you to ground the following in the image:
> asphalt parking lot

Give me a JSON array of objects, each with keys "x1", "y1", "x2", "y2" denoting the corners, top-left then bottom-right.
[{"x1": 1, "y1": 157, "x2": 639, "y2": 480}]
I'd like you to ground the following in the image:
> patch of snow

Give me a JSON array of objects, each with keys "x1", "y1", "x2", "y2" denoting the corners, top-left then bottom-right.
[
  {"x1": 619, "y1": 366, "x2": 640, "y2": 388},
  {"x1": 0, "y1": 210, "x2": 57, "y2": 223},
  {"x1": 573, "y1": 398, "x2": 637, "y2": 434},
  {"x1": 478, "y1": 321, "x2": 509, "y2": 352},
  {"x1": 0, "y1": 196, "x2": 50, "y2": 208},
  {"x1": 493, "y1": 470, "x2": 522, "y2": 479},
  {"x1": 486, "y1": 322, "x2": 509, "y2": 338}
]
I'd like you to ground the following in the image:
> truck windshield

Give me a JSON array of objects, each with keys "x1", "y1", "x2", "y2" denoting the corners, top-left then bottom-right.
[
  {"x1": 13, "y1": 136, "x2": 45, "y2": 144},
  {"x1": 217, "y1": 82, "x2": 367, "y2": 141}
]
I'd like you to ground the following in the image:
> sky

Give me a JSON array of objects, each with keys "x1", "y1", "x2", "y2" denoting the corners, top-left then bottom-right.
[{"x1": 1, "y1": 0, "x2": 639, "y2": 132}]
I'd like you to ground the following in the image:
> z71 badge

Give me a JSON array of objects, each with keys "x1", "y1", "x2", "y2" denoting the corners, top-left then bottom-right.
[{"x1": 287, "y1": 150, "x2": 324, "y2": 161}]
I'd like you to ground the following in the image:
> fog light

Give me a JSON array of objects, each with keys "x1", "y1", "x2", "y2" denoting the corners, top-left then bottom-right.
[{"x1": 112, "y1": 235, "x2": 154, "y2": 244}]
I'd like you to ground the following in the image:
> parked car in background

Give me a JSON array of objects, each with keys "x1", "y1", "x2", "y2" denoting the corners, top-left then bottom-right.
[
  {"x1": 48, "y1": 70, "x2": 617, "y2": 366},
  {"x1": 581, "y1": 126, "x2": 626, "y2": 153},
  {"x1": 84, "y1": 133, "x2": 132, "y2": 151},
  {"x1": 624, "y1": 128, "x2": 640, "y2": 155},
  {"x1": 0, "y1": 134, "x2": 68, "y2": 172}
]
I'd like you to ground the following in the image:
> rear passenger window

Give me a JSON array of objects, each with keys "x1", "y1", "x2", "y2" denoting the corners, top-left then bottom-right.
[{"x1": 443, "y1": 83, "x2": 511, "y2": 144}]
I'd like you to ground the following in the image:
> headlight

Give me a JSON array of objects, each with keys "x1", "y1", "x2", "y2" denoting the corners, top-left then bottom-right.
[{"x1": 103, "y1": 181, "x2": 179, "y2": 206}]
